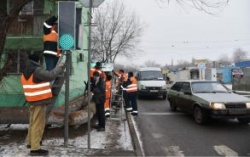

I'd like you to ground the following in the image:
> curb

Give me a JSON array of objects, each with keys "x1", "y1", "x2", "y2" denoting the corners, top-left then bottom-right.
[{"x1": 126, "y1": 112, "x2": 144, "y2": 157}]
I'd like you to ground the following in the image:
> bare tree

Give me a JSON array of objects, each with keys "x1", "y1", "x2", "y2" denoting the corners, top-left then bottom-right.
[
  {"x1": 175, "y1": 60, "x2": 192, "y2": 69},
  {"x1": 143, "y1": 60, "x2": 161, "y2": 68},
  {"x1": 0, "y1": 0, "x2": 32, "y2": 58},
  {"x1": 232, "y1": 48, "x2": 248, "y2": 62},
  {"x1": 157, "y1": 0, "x2": 229, "y2": 14},
  {"x1": 0, "y1": 0, "x2": 34, "y2": 79},
  {"x1": 217, "y1": 53, "x2": 231, "y2": 66},
  {"x1": 91, "y1": 0, "x2": 143, "y2": 63}
]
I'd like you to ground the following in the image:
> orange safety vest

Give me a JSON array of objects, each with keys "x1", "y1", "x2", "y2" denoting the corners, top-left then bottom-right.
[
  {"x1": 114, "y1": 71, "x2": 128, "y2": 90},
  {"x1": 43, "y1": 29, "x2": 61, "y2": 57},
  {"x1": 126, "y1": 76, "x2": 138, "y2": 93},
  {"x1": 21, "y1": 74, "x2": 53, "y2": 102},
  {"x1": 90, "y1": 67, "x2": 106, "y2": 80}
]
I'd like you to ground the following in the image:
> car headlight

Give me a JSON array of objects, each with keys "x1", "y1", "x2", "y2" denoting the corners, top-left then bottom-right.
[
  {"x1": 210, "y1": 103, "x2": 226, "y2": 109},
  {"x1": 246, "y1": 103, "x2": 250, "y2": 108}
]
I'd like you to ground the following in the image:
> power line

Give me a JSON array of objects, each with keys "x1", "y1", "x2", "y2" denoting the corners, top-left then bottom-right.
[{"x1": 140, "y1": 38, "x2": 250, "y2": 44}]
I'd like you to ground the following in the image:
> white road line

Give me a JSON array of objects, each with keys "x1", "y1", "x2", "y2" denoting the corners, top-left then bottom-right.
[
  {"x1": 214, "y1": 145, "x2": 238, "y2": 157},
  {"x1": 163, "y1": 146, "x2": 185, "y2": 157},
  {"x1": 131, "y1": 116, "x2": 145, "y2": 157},
  {"x1": 141, "y1": 112, "x2": 185, "y2": 116},
  {"x1": 151, "y1": 133, "x2": 164, "y2": 139}
]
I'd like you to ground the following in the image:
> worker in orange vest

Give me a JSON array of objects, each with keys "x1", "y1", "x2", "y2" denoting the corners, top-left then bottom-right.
[
  {"x1": 113, "y1": 69, "x2": 130, "y2": 110},
  {"x1": 90, "y1": 62, "x2": 106, "y2": 81},
  {"x1": 122, "y1": 71, "x2": 138, "y2": 116},
  {"x1": 90, "y1": 62, "x2": 106, "y2": 91},
  {"x1": 21, "y1": 54, "x2": 64, "y2": 156},
  {"x1": 43, "y1": 16, "x2": 61, "y2": 71},
  {"x1": 104, "y1": 74, "x2": 112, "y2": 117},
  {"x1": 113, "y1": 69, "x2": 127, "y2": 90}
]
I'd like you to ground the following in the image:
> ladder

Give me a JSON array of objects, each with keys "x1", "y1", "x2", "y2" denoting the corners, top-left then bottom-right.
[{"x1": 109, "y1": 84, "x2": 125, "y2": 121}]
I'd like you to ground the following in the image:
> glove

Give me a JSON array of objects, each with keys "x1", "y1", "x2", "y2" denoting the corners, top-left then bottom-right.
[{"x1": 58, "y1": 62, "x2": 65, "y2": 68}]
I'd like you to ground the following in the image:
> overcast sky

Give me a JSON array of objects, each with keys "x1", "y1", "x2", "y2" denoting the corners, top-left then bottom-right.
[{"x1": 114, "y1": 0, "x2": 250, "y2": 66}]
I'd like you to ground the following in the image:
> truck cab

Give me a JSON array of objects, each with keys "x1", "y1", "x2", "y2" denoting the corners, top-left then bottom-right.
[{"x1": 136, "y1": 67, "x2": 167, "y2": 100}]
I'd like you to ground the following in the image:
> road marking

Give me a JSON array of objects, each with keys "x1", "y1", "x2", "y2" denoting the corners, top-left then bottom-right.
[
  {"x1": 141, "y1": 112, "x2": 185, "y2": 116},
  {"x1": 151, "y1": 133, "x2": 164, "y2": 139},
  {"x1": 214, "y1": 145, "x2": 238, "y2": 157},
  {"x1": 163, "y1": 146, "x2": 185, "y2": 157}
]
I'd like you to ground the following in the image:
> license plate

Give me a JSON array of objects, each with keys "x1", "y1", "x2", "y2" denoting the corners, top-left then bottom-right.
[
  {"x1": 150, "y1": 90, "x2": 158, "y2": 92},
  {"x1": 229, "y1": 109, "x2": 247, "y2": 115}
]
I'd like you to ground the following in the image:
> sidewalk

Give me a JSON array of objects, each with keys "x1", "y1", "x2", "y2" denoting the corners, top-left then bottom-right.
[{"x1": 0, "y1": 108, "x2": 142, "y2": 157}]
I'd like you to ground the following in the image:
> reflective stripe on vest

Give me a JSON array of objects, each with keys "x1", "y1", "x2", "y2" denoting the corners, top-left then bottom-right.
[
  {"x1": 126, "y1": 77, "x2": 138, "y2": 93},
  {"x1": 21, "y1": 74, "x2": 52, "y2": 102},
  {"x1": 43, "y1": 30, "x2": 58, "y2": 57}
]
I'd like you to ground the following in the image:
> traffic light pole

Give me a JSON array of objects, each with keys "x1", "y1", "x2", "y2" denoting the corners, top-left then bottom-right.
[
  {"x1": 64, "y1": 51, "x2": 70, "y2": 147},
  {"x1": 87, "y1": 0, "x2": 93, "y2": 149}
]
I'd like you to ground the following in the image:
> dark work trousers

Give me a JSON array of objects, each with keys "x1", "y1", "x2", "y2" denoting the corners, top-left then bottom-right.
[
  {"x1": 123, "y1": 91, "x2": 130, "y2": 108},
  {"x1": 128, "y1": 92, "x2": 138, "y2": 112},
  {"x1": 95, "y1": 102, "x2": 105, "y2": 128},
  {"x1": 44, "y1": 54, "x2": 59, "y2": 71}
]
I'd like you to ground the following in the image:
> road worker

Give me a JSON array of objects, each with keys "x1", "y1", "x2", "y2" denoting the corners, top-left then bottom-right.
[
  {"x1": 113, "y1": 69, "x2": 130, "y2": 110},
  {"x1": 21, "y1": 54, "x2": 64, "y2": 156},
  {"x1": 43, "y1": 16, "x2": 61, "y2": 71},
  {"x1": 92, "y1": 71, "x2": 106, "y2": 131},
  {"x1": 122, "y1": 71, "x2": 138, "y2": 116}
]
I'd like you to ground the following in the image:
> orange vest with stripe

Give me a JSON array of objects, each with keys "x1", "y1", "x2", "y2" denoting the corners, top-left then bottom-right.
[
  {"x1": 21, "y1": 74, "x2": 53, "y2": 102},
  {"x1": 126, "y1": 76, "x2": 138, "y2": 93},
  {"x1": 43, "y1": 29, "x2": 61, "y2": 57},
  {"x1": 114, "y1": 72, "x2": 128, "y2": 90}
]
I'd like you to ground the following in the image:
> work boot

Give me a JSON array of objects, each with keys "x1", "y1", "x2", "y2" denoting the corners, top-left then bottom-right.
[
  {"x1": 30, "y1": 149, "x2": 48, "y2": 156},
  {"x1": 97, "y1": 127, "x2": 105, "y2": 132},
  {"x1": 131, "y1": 112, "x2": 138, "y2": 116}
]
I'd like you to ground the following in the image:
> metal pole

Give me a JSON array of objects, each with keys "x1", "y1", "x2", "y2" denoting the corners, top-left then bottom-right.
[
  {"x1": 87, "y1": 0, "x2": 93, "y2": 149},
  {"x1": 64, "y1": 51, "x2": 70, "y2": 147}
]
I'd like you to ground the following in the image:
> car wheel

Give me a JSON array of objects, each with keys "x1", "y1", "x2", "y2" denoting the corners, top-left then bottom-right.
[
  {"x1": 237, "y1": 118, "x2": 250, "y2": 124},
  {"x1": 193, "y1": 106, "x2": 207, "y2": 124},
  {"x1": 162, "y1": 94, "x2": 167, "y2": 100},
  {"x1": 169, "y1": 99, "x2": 177, "y2": 111}
]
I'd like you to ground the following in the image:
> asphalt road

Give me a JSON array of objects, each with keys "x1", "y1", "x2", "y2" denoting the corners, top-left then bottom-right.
[{"x1": 134, "y1": 96, "x2": 250, "y2": 156}]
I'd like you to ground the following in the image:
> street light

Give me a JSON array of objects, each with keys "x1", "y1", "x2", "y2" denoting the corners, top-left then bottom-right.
[{"x1": 80, "y1": 0, "x2": 105, "y2": 149}]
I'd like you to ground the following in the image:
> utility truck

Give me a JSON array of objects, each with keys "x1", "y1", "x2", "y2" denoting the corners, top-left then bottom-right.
[{"x1": 136, "y1": 67, "x2": 167, "y2": 100}]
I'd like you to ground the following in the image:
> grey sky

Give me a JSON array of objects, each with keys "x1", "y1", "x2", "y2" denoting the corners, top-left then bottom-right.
[{"x1": 114, "y1": 0, "x2": 250, "y2": 66}]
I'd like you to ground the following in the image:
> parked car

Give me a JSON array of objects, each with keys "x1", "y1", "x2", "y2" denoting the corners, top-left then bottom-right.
[
  {"x1": 232, "y1": 68, "x2": 244, "y2": 78},
  {"x1": 167, "y1": 80, "x2": 250, "y2": 124}
]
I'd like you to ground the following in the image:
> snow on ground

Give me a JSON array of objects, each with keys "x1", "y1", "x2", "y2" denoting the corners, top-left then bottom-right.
[{"x1": 0, "y1": 118, "x2": 133, "y2": 157}]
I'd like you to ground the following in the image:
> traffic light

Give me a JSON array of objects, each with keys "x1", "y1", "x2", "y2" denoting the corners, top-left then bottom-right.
[{"x1": 58, "y1": 1, "x2": 76, "y2": 50}]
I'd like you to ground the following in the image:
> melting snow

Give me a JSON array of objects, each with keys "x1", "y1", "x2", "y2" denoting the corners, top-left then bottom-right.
[{"x1": 0, "y1": 118, "x2": 133, "y2": 156}]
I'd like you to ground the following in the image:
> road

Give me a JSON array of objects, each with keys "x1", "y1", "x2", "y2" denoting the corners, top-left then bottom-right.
[{"x1": 133, "y1": 96, "x2": 250, "y2": 156}]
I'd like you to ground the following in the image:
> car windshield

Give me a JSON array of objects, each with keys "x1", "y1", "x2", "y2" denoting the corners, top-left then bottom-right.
[
  {"x1": 191, "y1": 82, "x2": 229, "y2": 93},
  {"x1": 140, "y1": 71, "x2": 163, "y2": 80}
]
